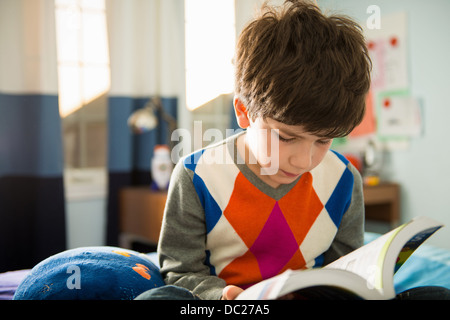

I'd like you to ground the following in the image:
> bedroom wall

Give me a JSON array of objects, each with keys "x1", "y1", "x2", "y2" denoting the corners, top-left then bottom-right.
[{"x1": 317, "y1": 0, "x2": 450, "y2": 249}]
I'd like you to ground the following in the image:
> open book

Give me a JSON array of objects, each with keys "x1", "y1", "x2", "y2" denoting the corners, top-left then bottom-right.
[{"x1": 236, "y1": 216, "x2": 443, "y2": 300}]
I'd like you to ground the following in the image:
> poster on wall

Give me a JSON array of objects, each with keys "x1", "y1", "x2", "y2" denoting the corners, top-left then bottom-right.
[
  {"x1": 377, "y1": 91, "x2": 422, "y2": 138},
  {"x1": 365, "y1": 12, "x2": 409, "y2": 93},
  {"x1": 350, "y1": 89, "x2": 376, "y2": 138},
  {"x1": 360, "y1": 11, "x2": 423, "y2": 147}
]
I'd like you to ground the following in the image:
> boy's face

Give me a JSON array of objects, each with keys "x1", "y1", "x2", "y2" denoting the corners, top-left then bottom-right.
[{"x1": 245, "y1": 117, "x2": 333, "y2": 188}]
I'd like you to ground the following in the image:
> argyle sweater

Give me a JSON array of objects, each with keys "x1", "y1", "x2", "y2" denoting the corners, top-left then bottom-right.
[{"x1": 158, "y1": 132, "x2": 364, "y2": 299}]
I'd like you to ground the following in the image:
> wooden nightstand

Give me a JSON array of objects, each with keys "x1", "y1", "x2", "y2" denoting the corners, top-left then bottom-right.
[
  {"x1": 119, "y1": 187, "x2": 167, "y2": 249},
  {"x1": 363, "y1": 182, "x2": 400, "y2": 228}
]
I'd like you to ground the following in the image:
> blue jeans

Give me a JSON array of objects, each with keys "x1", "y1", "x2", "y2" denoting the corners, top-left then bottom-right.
[
  {"x1": 395, "y1": 286, "x2": 450, "y2": 300},
  {"x1": 135, "y1": 285, "x2": 450, "y2": 300},
  {"x1": 135, "y1": 285, "x2": 201, "y2": 300}
]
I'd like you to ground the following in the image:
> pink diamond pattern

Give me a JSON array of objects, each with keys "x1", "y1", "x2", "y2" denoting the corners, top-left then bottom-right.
[{"x1": 249, "y1": 202, "x2": 300, "y2": 279}]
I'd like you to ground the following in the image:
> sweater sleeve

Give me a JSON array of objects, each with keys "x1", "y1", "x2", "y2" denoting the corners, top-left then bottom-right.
[
  {"x1": 157, "y1": 159, "x2": 227, "y2": 300},
  {"x1": 322, "y1": 163, "x2": 365, "y2": 265}
]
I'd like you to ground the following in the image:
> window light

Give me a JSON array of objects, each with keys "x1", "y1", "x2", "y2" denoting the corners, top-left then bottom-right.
[
  {"x1": 185, "y1": 0, "x2": 236, "y2": 110},
  {"x1": 55, "y1": 0, "x2": 110, "y2": 118}
]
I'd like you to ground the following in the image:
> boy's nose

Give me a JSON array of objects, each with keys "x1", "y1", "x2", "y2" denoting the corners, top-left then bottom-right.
[{"x1": 289, "y1": 146, "x2": 312, "y2": 171}]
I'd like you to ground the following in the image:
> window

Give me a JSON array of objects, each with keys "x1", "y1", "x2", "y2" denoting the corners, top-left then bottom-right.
[
  {"x1": 55, "y1": 0, "x2": 110, "y2": 168},
  {"x1": 184, "y1": 0, "x2": 236, "y2": 111}
]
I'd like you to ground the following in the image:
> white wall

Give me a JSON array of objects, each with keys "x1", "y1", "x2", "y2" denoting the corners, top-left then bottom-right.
[
  {"x1": 319, "y1": 0, "x2": 450, "y2": 248},
  {"x1": 235, "y1": 0, "x2": 285, "y2": 35}
]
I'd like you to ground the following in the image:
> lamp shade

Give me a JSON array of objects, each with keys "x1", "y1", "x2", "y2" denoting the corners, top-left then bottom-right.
[{"x1": 127, "y1": 107, "x2": 158, "y2": 134}]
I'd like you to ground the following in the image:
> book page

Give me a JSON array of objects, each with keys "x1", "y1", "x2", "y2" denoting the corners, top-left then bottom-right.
[
  {"x1": 325, "y1": 227, "x2": 402, "y2": 291},
  {"x1": 236, "y1": 270, "x2": 293, "y2": 300},
  {"x1": 393, "y1": 226, "x2": 442, "y2": 273},
  {"x1": 325, "y1": 216, "x2": 443, "y2": 293},
  {"x1": 257, "y1": 270, "x2": 293, "y2": 300}
]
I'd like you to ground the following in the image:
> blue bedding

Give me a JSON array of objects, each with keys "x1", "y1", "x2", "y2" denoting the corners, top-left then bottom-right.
[
  {"x1": 395, "y1": 244, "x2": 450, "y2": 292},
  {"x1": 2, "y1": 233, "x2": 449, "y2": 300}
]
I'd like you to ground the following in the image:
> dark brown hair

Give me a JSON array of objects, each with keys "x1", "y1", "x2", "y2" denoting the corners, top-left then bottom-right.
[{"x1": 234, "y1": 0, "x2": 372, "y2": 137}]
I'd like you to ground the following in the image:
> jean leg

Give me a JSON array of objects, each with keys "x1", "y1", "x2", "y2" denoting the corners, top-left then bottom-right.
[
  {"x1": 135, "y1": 285, "x2": 201, "y2": 300},
  {"x1": 395, "y1": 286, "x2": 450, "y2": 300}
]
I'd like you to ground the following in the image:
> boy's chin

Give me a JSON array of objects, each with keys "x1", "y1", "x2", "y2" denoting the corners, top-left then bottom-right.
[{"x1": 263, "y1": 171, "x2": 301, "y2": 186}]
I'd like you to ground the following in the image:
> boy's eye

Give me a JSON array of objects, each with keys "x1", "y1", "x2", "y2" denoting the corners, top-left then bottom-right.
[
  {"x1": 278, "y1": 135, "x2": 295, "y2": 143},
  {"x1": 316, "y1": 139, "x2": 332, "y2": 145}
]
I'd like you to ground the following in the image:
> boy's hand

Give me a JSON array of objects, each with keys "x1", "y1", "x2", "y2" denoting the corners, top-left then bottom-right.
[{"x1": 222, "y1": 285, "x2": 244, "y2": 300}]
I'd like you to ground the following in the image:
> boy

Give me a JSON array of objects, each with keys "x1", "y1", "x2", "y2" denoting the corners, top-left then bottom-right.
[{"x1": 150, "y1": 0, "x2": 370, "y2": 300}]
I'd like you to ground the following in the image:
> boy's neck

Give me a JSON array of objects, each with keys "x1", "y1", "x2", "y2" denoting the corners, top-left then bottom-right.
[{"x1": 236, "y1": 133, "x2": 281, "y2": 189}]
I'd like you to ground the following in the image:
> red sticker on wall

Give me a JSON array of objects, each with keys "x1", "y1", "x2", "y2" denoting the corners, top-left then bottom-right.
[{"x1": 390, "y1": 36, "x2": 398, "y2": 47}]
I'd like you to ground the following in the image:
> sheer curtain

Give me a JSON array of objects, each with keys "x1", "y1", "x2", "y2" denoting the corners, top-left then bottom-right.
[
  {"x1": 105, "y1": 0, "x2": 184, "y2": 245},
  {"x1": 0, "y1": 0, "x2": 66, "y2": 272}
]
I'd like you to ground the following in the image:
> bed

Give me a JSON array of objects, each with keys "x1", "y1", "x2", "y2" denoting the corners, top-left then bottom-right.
[{"x1": 1, "y1": 232, "x2": 449, "y2": 300}]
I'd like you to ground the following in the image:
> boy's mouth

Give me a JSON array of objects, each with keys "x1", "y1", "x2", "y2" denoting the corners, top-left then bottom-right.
[{"x1": 280, "y1": 169, "x2": 300, "y2": 178}]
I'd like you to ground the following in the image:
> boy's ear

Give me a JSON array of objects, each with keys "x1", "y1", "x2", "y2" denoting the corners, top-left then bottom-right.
[{"x1": 233, "y1": 97, "x2": 250, "y2": 129}]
